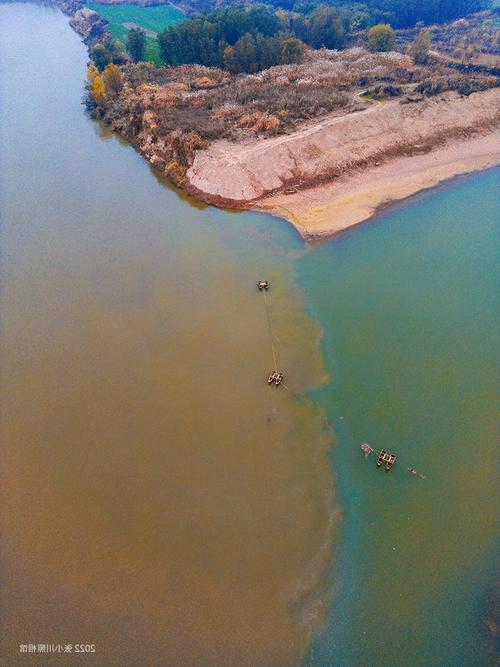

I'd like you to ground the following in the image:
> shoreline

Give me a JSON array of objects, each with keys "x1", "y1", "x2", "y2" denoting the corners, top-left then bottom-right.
[
  {"x1": 182, "y1": 89, "x2": 500, "y2": 240},
  {"x1": 254, "y1": 130, "x2": 500, "y2": 241},
  {"x1": 55, "y1": 0, "x2": 500, "y2": 243}
]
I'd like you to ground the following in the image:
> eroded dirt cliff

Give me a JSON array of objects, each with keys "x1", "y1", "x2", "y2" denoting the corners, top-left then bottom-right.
[{"x1": 185, "y1": 88, "x2": 500, "y2": 207}]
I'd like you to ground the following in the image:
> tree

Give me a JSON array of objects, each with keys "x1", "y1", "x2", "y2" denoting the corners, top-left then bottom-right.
[
  {"x1": 280, "y1": 37, "x2": 307, "y2": 64},
  {"x1": 351, "y1": 9, "x2": 371, "y2": 30},
  {"x1": 90, "y1": 74, "x2": 106, "y2": 106},
  {"x1": 255, "y1": 33, "x2": 280, "y2": 70},
  {"x1": 360, "y1": 0, "x2": 492, "y2": 29},
  {"x1": 246, "y1": 6, "x2": 280, "y2": 37},
  {"x1": 105, "y1": 38, "x2": 127, "y2": 65},
  {"x1": 233, "y1": 32, "x2": 257, "y2": 73},
  {"x1": 309, "y1": 6, "x2": 346, "y2": 49},
  {"x1": 91, "y1": 42, "x2": 112, "y2": 71},
  {"x1": 103, "y1": 63, "x2": 123, "y2": 97},
  {"x1": 158, "y1": 5, "x2": 306, "y2": 72},
  {"x1": 410, "y1": 29, "x2": 431, "y2": 64},
  {"x1": 158, "y1": 27, "x2": 181, "y2": 65},
  {"x1": 127, "y1": 28, "x2": 146, "y2": 62},
  {"x1": 223, "y1": 45, "x2": 236, "y2": 73},
  {"x1": 86, "y1": 62, "x2": 99, "y2": 85},
  {"x1": 90, "y1": 38, "x2": 127, "y2": 71},
  {"x1": 368, "y1": 24, "x2": 396, "y2": 52}
]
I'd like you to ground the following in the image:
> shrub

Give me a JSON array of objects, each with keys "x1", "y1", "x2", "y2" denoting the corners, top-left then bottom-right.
[
  {"x1": 368, "y1": 24, "x2": 396, "y2": 53},
  {"x1": 280, "y1": 37, "x2": 307, "y2": 65},
  {"x1": 90, "y1": 74, "x2": 106, "y2": 105},
  {"x1": 103, "y1": 63, "x2": 123, "y2": 97},
  {"x1": 410, "y1": 30, "x2": 432, "y2": 65}
]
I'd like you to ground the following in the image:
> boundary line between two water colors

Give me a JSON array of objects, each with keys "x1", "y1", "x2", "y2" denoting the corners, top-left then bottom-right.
[{"x1": 259, "y1": 283, "x2": 425, "y2": 479}]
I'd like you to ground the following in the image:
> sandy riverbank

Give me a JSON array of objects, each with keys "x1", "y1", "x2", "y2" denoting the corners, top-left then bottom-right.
[
  {"x1": 184, "y1": 88, "x2": 500, "y2": 239},
  {"x1": 255, "y1": 129, "x2": 500, "y2": 240}
]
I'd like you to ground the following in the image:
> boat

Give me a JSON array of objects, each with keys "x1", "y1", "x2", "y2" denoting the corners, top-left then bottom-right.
[
  {"x1": 268, "y1": 370, "x2": 277, "y2": 384},
  {"x1": 377, "y1": 449, "x2": 396, "y2": 471},
  {"x1": 361, "y1": 443, "x2": 374, "y2": 458},
  {"x1": 385, "y1": 453, "x2": 396, "y2": 471},
  {"x1": 275, "y1": 372, "x2": 284, "y2": 386},
  {"x1": 257, "y1": 280, "x2": 269, "y2": 291}
]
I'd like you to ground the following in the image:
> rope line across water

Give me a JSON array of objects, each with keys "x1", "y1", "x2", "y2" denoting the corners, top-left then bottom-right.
[
  {"x1": 263, "y1": 289, "x2": 278, "y2": 371},
  {"x1": 260, "y1": 284, "x2": 425, "y2": 479}
]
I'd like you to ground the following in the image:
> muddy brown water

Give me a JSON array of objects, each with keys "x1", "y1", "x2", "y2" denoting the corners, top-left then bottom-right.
[
  {"x1": 3, "y1": 5, "x2": 498, "y2": 667},
  {"x1": 0, "y1": 5, "x2": 335, "y2": 665}
]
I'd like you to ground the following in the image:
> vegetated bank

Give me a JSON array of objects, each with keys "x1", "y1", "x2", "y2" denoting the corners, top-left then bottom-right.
[
  {"x1": 81, "y1": 4, "x2": 500, "y2": 238},
  {"x1": 85, "y1": 3, "x2": 185, "y2": 65}
]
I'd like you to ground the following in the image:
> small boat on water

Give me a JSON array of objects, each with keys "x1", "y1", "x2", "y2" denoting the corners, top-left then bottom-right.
[
  {"x1": 377, "y1": 450, "x2": 396, "y2": 471},
  {"x1": 361, "y1": 443, "x2": 374, "y2": 458},
  {"x1": 257, "y1": 280, "x2": 269, "y2": 291},
  {"x1": 267, "y1": 370, "x2": 284, "y2": 386},
  {"x1": 268, "y1": 370, "x2": 277, "y2": 384},
  {"x1": 386, "y1": 454, "x2": 396, "y2": 471}
]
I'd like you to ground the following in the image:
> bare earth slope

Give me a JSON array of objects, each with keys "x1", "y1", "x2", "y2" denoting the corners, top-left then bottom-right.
[
  {"x1": 186, "y1": 88, "x2": 500, "y2": 238},
  {"x1": 258, "y1": 131, "x2": 500, "y2": 239}
]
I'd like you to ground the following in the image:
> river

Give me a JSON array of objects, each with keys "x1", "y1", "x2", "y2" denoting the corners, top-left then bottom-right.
[{"x1": 0, "y1": 4, "x2": 498, "y2": 667}]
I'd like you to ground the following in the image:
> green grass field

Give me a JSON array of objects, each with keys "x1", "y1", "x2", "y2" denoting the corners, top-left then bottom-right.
[{"x1": 86, "y1": 3, "x2": 185, "y2": 65}]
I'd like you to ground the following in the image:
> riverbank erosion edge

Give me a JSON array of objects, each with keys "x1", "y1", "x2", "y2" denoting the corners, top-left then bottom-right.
[
  {"x1": 182, "y1": 89, "x2": 500, "y2": 239},
  {"x1": 38, "y1": 0, "x2": 109, "y2": 44},
  {"x1": 254, "y1": 130, "x2": 500, "y2": 240}
]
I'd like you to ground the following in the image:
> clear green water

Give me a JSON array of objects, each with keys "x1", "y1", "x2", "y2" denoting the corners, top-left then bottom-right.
[
  {"x1": 1, "y1": 4, "x2": 498, "y2": 666},
  {"x1": 298, "y1": 170, "x2": 499, "y2": 667}
]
